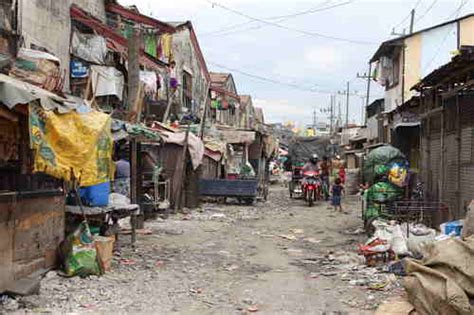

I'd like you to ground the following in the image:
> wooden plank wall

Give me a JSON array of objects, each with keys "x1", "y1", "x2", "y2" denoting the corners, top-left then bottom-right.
[{"x1": 0, "y1": 194, "x2": 64, "y2": 290}]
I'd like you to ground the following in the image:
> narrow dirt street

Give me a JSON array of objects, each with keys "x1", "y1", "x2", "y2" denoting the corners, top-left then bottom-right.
[{"x1": 17, "y1": 187, "x2": 403, "y2": 314}]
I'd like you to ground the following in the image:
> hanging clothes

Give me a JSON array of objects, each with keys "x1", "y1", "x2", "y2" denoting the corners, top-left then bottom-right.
[{"x1": 160, "y1": 33, "x2": 173, "y2": 63}]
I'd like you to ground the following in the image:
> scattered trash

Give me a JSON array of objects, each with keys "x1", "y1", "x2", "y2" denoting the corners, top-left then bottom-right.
[
  {"x1": 279, "y1": 234, "x2": 297, "y2": 241},
  {"x1": 344, "y1": 228, "x2": 365, "y2": 235},
  {"x1": 120, "y1": 259, "x2": 137, "y2": 266},
  {"x1": 120, "y1": 229, "x2": 153, "y2": 235},
  {"x1": 440, "y1": 220, "x2": 464, "y2": 237},
  {"x1": 63, "y1": 221, "x2": 102, "y2": 277},
  {"x1": 304, "y1": 237, "x2": 321, "y2": 244},
  {"x1": 358, "y1": 239, "x2": 395, "y2": 266},
  {"x1": 210, "y1": 213, "x2": 227, "y2": 220},
  {"x1": 247, "y1": 306, "x2": 259, "y2": 312},
  {"x1": 289, "y1": 228, "x2": 304, "y2": 234},
  {"x1": 189, "y1": 288, "x2": 203, "y2": 294},
  {"x1": 155, "y1": 260, "x2": 165, "y2": 268}
]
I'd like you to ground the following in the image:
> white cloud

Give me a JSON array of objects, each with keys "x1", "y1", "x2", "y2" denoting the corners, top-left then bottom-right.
[
  {"x1": 253, "y1": 98, "x2": 310, "y2": 123},
  {"x1": 304, "y1": 46, "x2": 340, "y2": 72}
]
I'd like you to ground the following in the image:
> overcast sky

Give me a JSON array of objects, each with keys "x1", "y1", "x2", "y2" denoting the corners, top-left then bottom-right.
[{"x1": 120, "y1": 0, "x2": 473, "y2": 127}]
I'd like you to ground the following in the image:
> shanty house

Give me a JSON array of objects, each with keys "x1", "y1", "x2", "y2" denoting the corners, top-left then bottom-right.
[
  {"x1": 412, "y1": 46, "x2": 474, "y2": 219},
  {"x1": 209, "y1": 72, "x2": 240, "y2": 127}
]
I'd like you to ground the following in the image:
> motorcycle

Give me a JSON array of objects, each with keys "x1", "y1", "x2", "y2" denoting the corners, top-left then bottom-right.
[{"x1": 302, "y1": 171, "x2": 322, "y2": 207}]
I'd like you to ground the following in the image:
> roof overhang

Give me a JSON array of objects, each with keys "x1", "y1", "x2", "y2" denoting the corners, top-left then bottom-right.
[
  {"x1": 106, "y1": 3, "x2": 176, "y2": 34},
  {"x1": 71, "y1": 5, "x2": 167, "y2": 70}
]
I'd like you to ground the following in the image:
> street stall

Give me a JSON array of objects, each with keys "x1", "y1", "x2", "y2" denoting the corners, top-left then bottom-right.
[
  {"x1": 0, "y1": 72, "x2": 118, "y2": 291},
  {"x1": 151, "y1": 122, "x2": 205, "y2": 210}
]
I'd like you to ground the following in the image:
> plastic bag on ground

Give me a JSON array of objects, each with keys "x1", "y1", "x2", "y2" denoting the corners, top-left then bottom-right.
[
  {"x1": 391, "y1": 224, "x2": 409, "y2": 255},
  {"x1": 64, "y1": 221, "x2": 102, "y2": 277}
]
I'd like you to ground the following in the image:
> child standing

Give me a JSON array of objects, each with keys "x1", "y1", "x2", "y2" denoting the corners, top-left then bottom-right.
[{"x1": 331, "y1": 178, "x2": 344, "y2": 212}]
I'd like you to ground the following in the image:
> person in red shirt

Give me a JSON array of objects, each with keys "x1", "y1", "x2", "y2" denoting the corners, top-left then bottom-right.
[{"x1": 338, "y1": 164, "x2": 346, "y2": 185}]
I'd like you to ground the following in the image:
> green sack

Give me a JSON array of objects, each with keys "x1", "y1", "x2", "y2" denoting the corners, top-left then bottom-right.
[
  {"x1": 364, "y1": 181, "x2": 403, "y2": 219},
  {"x1": 363, "y1": 145, "x2": 406, "y2": 184},
  {"x1": 64, "y1": 221, "x2": 102, "y2": 277}
]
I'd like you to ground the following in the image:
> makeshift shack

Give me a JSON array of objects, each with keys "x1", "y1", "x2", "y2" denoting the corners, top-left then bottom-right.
[{"x1": 0, "y1": 73, "x2": 115, "y2": 293}]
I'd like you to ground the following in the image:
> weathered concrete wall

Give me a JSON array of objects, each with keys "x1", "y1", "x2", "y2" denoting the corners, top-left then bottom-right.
[
  {"x1": 72, "y1": 0, "x2": 106, "y2": 21},
  {"x1": 20, "y1": 0, "x2": 71, "y2": 89},
  {"x1": 19, "y1": 0, "x2": 106, "y2": 92},
  {"x1": 172, "y1": 27, "x2": 209, "y2": 114}
]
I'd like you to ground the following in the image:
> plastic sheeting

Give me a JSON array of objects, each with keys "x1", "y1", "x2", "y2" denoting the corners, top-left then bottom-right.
[
  {"x1": 10, "y1": 48, "x2": 61, "y2": 92},
  {"x1": 90, "y1": 66, "x2": 124, "y2": 100},
  {"x1": 363, "y1": 145, "x2": 406, "y2": 184},
  {"x1": 140, "y1": 71, "x2": 158, "y2": 96},
  {"x1": 161, "y1": 131, "x2": 204, "y2": 170},
  {"x1": 29, "y1": 103, "x2": 114, "y2": 186},
  {"x1": 71, "y1": 31, "x2": 108, "y2": 64},
  {"x1": 288, "y1": 137, "x2": 334, "y2": 163}
]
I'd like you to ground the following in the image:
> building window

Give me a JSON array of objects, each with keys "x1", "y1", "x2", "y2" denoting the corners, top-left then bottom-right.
[{"x1": 182, "y1": 71, "x2": 192, "y2": 110}]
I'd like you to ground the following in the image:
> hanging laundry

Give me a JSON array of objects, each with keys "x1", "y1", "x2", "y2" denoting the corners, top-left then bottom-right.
[{"x1": 90, "y1": 66, "x2": 125, "y2": 100}]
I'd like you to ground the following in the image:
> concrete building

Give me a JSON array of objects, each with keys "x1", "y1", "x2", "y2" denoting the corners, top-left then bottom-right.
[
  {"x1": 168, "y1": 21, "x2": 211, "y2": 118},
  {"x1": 371, "y1": 14, "x2": 474, "y2": 112}
]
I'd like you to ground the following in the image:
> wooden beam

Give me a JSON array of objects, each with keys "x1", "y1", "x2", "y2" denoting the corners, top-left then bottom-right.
[
  {"x1": 0, "y1": 106, "x2": 18, "y2": 122},
  {"x1": 420, "y1": 106, "x2": 443, "y2": 119}
]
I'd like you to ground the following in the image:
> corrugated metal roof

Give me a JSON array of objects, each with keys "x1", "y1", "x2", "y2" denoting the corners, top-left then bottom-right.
[{"x1": 210, "y1": 72, "x2": 230, "y2": 85}]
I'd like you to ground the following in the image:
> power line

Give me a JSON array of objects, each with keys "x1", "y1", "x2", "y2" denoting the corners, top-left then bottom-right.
[
  {"x1": 207, "y1": 0, "x2": 356, "y2": 37},
  {"x1": 208, "y1": 61, "x2": 366, "y2": 96},
  {"x1": 421, "y1": 0, "x2": 469, "y2": 73},
  {"x1": 206, "y1": 0, "x2": 377, "y2": 45},
  {"x1": 391, "y1": 0, "x2": 423, "y2": 30},
  {"x1": 201, "y1": 0, "x2": 339, "y2": 36},
  {"x1": 415, "y1": 0, "x2": 440, "y2": 23},
  {"x1": 269, "y1": 0, "x2": 353, "y2": 20}
]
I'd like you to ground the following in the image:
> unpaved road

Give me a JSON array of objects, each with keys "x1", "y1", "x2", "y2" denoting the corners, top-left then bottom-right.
[{"x1": 13, "y1": 186, "x2": 403, "y2": 314}]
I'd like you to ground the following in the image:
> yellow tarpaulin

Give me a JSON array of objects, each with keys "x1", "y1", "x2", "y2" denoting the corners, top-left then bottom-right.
[{"x1": 29, "y1": 104, "x2": 114, "y2": 186}]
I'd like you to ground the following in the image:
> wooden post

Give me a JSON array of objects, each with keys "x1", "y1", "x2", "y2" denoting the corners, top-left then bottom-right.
[
  {"x1": 456, "y1": 93, "x2": 462, "y2": 217},
  {"x1": 128, "y1": 28, "x2": 141, "y2": 113},
  {"x1": 129, "y1": 139, "x2": 138, "y2": 245},
  {"x1": 175, "y1": 124, "x2": 191, "y2": 211},
  {"x1": 439, "y1": 95, "x2": 444, "y2": 204},
  {"x1": 199, "y1": 81, "x2": 212, "y2": 139}
]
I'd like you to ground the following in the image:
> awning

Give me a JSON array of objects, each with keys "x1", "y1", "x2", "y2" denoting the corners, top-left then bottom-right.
[
  {"x1": 393, "y1": 111, "x2": 420, "y2": 129},
  {"x1": 112, "y1": 119, "x2": 161, "y2": 141},
  {"x1": 220, "y1": 130, "x2": 256, "y2": 144},
  {"x1": 0, "y1": 74, "x2": 91, "y2": 113}
]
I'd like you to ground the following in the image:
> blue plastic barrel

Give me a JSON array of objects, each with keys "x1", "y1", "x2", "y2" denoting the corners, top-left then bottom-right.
[{"x1": 79, "y1": 182, "x2": 110, "y2": 207}]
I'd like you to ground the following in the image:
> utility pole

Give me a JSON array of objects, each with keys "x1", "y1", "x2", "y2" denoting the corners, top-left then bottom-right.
[
  {"x1": 312, "y1": 108, "x2": 317, "y2": 129},
  {"x1": 357, "y1": 65, "x2": 373, "y2": 126},
  {"x1": 409, "y1": 9, "x2": 415, "y2": 34},
  {"x1": 330, "y1": 95, "x2": 334, "y2": 135},
  {"x1": 345, "y1": 81, "x2": 350, "y2": 128},
  {"x1": 338, "y1": 100, "x2": 342, "y2": 128}
]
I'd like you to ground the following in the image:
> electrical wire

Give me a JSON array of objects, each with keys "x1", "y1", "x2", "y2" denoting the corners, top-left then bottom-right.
[
  {"x1": 208, "y1": 61, "x2": 365, "y2": 96},
  {"x1": 415, "y1": 0, "x2": 440, "y2": 23},
  {"x1": 421, "y1": 0, "x2": 469, "y2": 73},
  {"x1": 201, "y1": 0, "x2": 339, "y2": 36},
  {"x1": 206, "y1": 0, "x2": 377, "y2": 45},
  {"x1": 391, "y1": 0, "x2": 423, "y2": 31}
]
